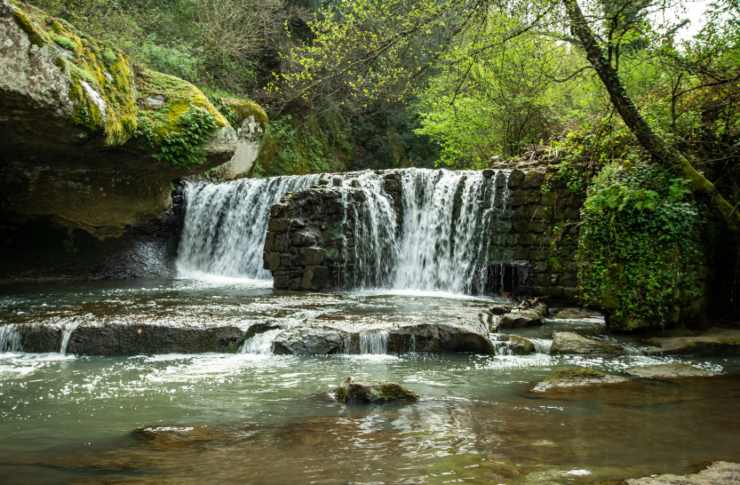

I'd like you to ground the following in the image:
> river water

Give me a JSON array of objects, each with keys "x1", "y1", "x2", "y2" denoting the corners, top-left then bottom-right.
[{"x1": 1, "y1": 278, "x2": 739, "y2": 484}]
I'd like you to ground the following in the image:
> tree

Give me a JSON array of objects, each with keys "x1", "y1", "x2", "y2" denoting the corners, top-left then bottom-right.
[{"x1": 562, "y1": 0, "x2": 739, "y2": 232}]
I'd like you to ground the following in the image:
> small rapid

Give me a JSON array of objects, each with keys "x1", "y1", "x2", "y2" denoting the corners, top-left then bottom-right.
[{"x1": 0, "y1": 325, "x2": 22, "y2": 353}]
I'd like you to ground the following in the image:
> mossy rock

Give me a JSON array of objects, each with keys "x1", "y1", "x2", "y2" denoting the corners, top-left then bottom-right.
[
  {"x1": 8, "y1": 0, "x2": 137, "y2": 145},
  {"x1": 334, "y1": 380, "x2": 419, "y2": 405}
]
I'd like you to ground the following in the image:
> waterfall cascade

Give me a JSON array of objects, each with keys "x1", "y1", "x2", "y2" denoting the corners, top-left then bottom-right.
[
  {"x1": 177, "y1": 174, "x2": 320, "y2": 279},
  {"x1": 179, "y1": 168, "x2": 511, "y2": 294},
  {"x1": 59, "y1": 322, "x2": 79, "y2": 354},
  {"x1": 0, "y1": 325, "x2": 22, "y2": 352},
  {"x1": 358, "y1": 331, "x2": 390, "y2": 354},
  {"x1": 240, "y1": 329, "x2": 282, "y2": 354}
]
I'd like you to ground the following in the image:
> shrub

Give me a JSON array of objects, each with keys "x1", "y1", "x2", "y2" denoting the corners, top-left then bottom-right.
[{"x1": 577, "y1": 162, "x2": 705, "y2": 331}]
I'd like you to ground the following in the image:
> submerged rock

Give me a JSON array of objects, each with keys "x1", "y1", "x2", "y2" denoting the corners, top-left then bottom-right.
[
  {"x1": 626, "y1": 461, "x2": 740, "y2": 485},
  {"x1": 645, "y1": 329, "x2": 740, "y2": 356},
  {"x1": 625, "y1": 363, "x2": 717, "y2": 379},
  {"x1": 132, "y1": 425, "x2": 216, "y2": 449},
  {"x1": 334, "y1": 378, "x2": 418, "y2": 405},
  {"x1": 550, "y1": 331, "x2": 622, "y2": 355},
  {"x1": 532, "y1": 367, "x2": 628, "y2": 392}
]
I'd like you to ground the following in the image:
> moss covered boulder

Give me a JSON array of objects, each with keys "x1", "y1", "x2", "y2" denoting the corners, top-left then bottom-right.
[
  {"x1": 334, "y1": 378, "x2": 419, "y2": 405},
  {"x1": 0, "y1": 0, "x2": 265, "y2": 239}
]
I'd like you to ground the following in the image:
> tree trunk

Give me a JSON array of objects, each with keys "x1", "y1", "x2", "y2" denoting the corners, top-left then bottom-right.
[{"x1": 562, "y1": 0, "x2": 739, "y2": 233}]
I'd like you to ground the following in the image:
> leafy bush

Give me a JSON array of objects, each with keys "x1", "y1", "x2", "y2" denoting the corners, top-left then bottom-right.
[{"x1": 577, "y1": 162, "x2": 705, "y2": 331}]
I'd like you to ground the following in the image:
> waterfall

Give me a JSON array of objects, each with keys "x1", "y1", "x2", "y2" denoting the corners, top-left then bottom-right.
[
  {"x1": 341, "y1": 172, "x2": 399, "y2": 288},
  {"x1": 392, "y1": 169, "x2": 509, "y2": 293},
  {"x1": 59, "y1": 322, "x2": 79, "y2": 354},
  {"x1": 177, "y1": 175, "x2": 320, "y2": 279},
  {"x1": 0, "y1": 325, "x2": 22, "y2": 352},
  {"x1": 358, "y1": 330, "x2": 389, "y2": 354},
  {"x1": 240, "y1": 329, "x2": 282, "y2": 354},
  {"x1": 178, "y1": 168, "x2": 511, "y2": 294}
]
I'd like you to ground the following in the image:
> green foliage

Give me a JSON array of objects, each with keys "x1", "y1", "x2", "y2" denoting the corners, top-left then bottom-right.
[
  {"x1": 577, "y1": 162, "x2": 705, "y2": 331},
  {"x1": 251, "y1": 114, "x2": 348, "y2": 176},
  {"x1": 139, "y1": 107, "x2": 219, "y2": 168}
]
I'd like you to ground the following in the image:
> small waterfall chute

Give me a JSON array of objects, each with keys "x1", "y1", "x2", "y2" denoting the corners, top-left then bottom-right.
[
  {"x1": 240, "y1": 329, "x2": 282, "y2": 354},
  {"x1": 59, "y1": 321, "x2": 80, "y2": 354},
  {"x1": 0, "y1": 324, "x2": 22, "y2": 353},
  {"x1": 358, "y1": 330, "x2": 389, "y2": 354}
]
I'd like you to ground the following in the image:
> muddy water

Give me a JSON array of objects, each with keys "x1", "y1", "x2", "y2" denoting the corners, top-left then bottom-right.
[{"x1": 1, "y1": 279, "x2": 739, "y2": 484}]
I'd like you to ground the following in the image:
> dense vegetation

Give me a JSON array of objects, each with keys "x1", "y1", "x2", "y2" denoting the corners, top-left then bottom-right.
[{"x1": 26, "y1": 0, "x2": 739, "y2": 327}]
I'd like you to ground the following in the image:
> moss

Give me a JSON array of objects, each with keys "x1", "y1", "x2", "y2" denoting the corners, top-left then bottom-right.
[
  {"x1": 9, "y1": 1, "x2": 138, "y2": 146},
  {"x1": 135, "y1": 68, "x2": 228, "y2": 167},
  {"x1": 52, "y1": 34, "x2": 75, "y2": 51},
  {"x1": 547, "y1": 367, "x2": 606, "y2": 382},
  {"x1": 9, "y1": 4, "x2": 48, "y2": 46},
  {"x1": 376, "y1": 383, "x2": 419, "y2": 402}
]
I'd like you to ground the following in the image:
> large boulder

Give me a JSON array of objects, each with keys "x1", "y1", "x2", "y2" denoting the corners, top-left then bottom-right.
[
  {"x1": 387, "y1": 322, "x2": 494, "y2": 354},
  {"x1": 0, "y1": 1, "x2": 264, "y2": 242},
  {"x1": 496, "y1": 302, "x2": 548, "y2": 330},
  {"x1": 272, "y1": 326, "x2": 350, "y2": 355},
  {"x1": 550, "y1": 331, "x2": 622, "y2": 355}
]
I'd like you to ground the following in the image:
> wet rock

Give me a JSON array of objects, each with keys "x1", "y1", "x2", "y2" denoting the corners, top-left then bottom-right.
[
  {"x1": 625, "y1": 363, "x2": 718, "y2": 379},
  {"x1": 67, "y1": 324, "x2": 245, "y2": 355},
  {"x1": 626, "y1": 461, "x2": 740, "y2": 485},
  {"x1": 132, "y1": 425, "x2": 216, "y2": 449},
  {"x1": 489, "y1": 303, "x2": 514, "y2": 316},
  {"x1": 272, "y1": 326, "x2": 349, "y2": 355},
  {"x1": 532, "y1": 367, "x2": 628, "y2": 392},
  {"x1": 492, "y1": 334, "x2": 536, "y2": 355},
  {"x1": 16, "y1": 324, "x2": 62, "y2": 352},
  {"x1": 550, "y1": 331, "x2": 622, "y2": 355},
  {"x1": 497, "y1": 302, "x2": 548, "y2": 330},
  {"x1": 334, "y1": 378, "x2": 418, "y2": 405},
  {"x1": 550, "y1": 307, "x2": 603, "y2": 320},
  {"x1": 645, "y1": 329, "x2": 740, "y2": 356},
  {"x1": 388, "y1": 322, "x2": 494, "y2": 354}
]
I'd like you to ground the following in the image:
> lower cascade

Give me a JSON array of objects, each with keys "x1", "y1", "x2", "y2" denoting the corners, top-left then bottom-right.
[{"x1": 358, "y1": 331, "x2": 390, "y2": 354}]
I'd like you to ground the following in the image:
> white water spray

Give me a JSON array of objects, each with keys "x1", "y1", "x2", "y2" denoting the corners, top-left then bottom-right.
[{"x1": 177, "y1": 174, "x2": 320, "y2": 279}]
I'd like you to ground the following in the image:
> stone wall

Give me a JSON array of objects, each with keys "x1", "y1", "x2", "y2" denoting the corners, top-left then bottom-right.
[
  {"x1": 491, "y1": 168, "x2": 583, "y2": 300},
  {"x1": 264, "y1": 168, "x2": 584, "y2": 301}
]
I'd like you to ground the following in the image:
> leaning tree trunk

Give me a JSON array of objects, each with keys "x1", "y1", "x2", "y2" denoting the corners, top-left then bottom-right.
[{"x1": 562, "y1": 0, "x2": 739, "y2": 233}]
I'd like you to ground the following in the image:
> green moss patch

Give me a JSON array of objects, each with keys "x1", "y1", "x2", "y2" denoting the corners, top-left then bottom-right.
[
  {"x1": 10, "y1": 1, "x2": 138, "y2": 146},
  {"x1": 135, "y1": 68, "x2": 229, "y2": 168},
  {"x1": 210, "y1": 96, "x2": 268, "y2": 128}
]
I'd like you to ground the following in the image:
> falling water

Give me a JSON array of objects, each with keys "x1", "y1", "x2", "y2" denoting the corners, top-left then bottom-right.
[
  {"x1": 341, "y1": 172, "x2": 399, "y2": 288},
  {"x1": 240, "y1": 329, "x2": 282, "y2": 354},
  {"x1": 392, "y1": 169, "x2": 510, "y2": 293},
  {"x1": 358, "y1": 330, "x2": 389, "y2": 354},
  {"x1": 177, "y1": 175, "x2": 320, "y2": 278},
  {"x1": 178, "y1": 168, "x2": 511, "y2": 294},
  {"x1": 59, "y1": 322, "x2": 79, "y2": 354},
  {"x1": 0, "y1": 324, "x2": 22, "y2": 352}
]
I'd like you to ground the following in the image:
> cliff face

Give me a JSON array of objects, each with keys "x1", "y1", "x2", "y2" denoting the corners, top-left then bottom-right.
[{"x1": 0, "y1": 0, "x2": 264, "y2": 241}]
